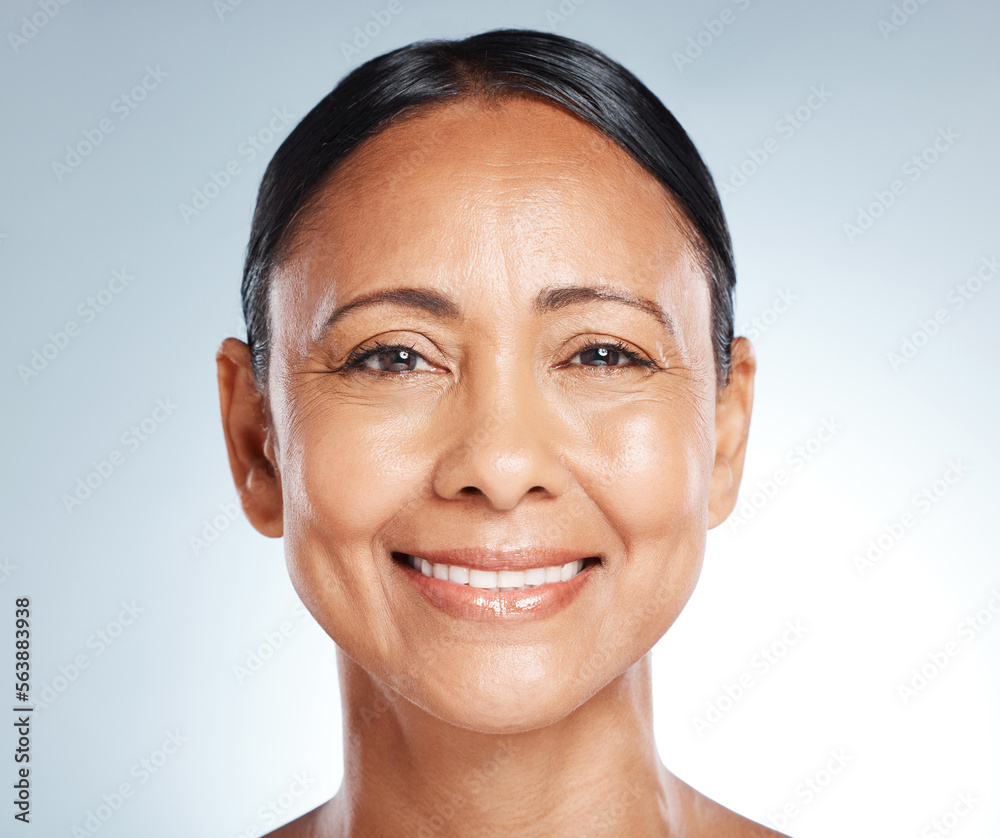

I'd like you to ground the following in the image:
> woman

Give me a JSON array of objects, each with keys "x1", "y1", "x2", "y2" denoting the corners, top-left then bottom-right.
[{"x1": 217, "y1": 28, "x2": 786, "y2": 837}]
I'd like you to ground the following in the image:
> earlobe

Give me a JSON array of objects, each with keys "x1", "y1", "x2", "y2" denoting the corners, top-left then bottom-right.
[
  {"x1": 216, "y1": 337, "x2": 284, "y2": 538},
  {"x1": 707, "y1": 337, "x2": 756, "y2": 529}
]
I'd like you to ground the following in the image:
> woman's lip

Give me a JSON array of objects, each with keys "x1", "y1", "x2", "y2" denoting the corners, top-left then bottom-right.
[
  {"x1": 392, "y1": 546, "x2": 599, "y2": 572},
  {"x1": 395, "y1": 555, "x2": 598, "y2": 622}
]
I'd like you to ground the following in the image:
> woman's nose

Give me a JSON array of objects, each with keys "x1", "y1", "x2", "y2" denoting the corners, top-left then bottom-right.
[{"x1": 430, "y1": 372, "x2": 570, "y2": 511}]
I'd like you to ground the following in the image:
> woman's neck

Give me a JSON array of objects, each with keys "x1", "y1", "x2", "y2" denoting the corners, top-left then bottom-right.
[{"x1": 323, "y1": 650, "x2": 678, "y2": 837}]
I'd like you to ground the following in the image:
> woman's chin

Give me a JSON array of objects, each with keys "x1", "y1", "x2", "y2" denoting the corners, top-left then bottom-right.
[
  {"x1": 420, "y1": 695, "x2": 578, "y2": 735},
  {"x1": 405, "y1": 664, "x2": 599, "y2": 735}
]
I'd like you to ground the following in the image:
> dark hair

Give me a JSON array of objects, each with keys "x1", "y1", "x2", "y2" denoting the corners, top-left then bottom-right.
[{"x1": 241, "y1": 28, "x2": 736, "y2": 389}]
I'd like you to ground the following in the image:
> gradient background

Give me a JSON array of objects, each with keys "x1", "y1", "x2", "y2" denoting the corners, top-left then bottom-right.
[{"x1": 3, "y1": 0, "x2": 998, "y2": 835}]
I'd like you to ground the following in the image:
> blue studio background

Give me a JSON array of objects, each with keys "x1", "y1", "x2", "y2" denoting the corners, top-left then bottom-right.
[{"x1": 2, "y1": 0, "x2": 998, "y2": 835}]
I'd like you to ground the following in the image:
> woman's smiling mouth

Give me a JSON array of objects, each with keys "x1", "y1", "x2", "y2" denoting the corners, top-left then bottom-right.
[{"x1": 391, "y1": 549, "x2": 601, "y2": 619}]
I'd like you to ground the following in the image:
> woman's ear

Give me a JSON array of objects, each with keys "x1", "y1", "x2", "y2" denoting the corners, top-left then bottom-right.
[
  {"x1": 707, "y1": 336, "x2": 756, "y2": 529},
  {"x1": 216, "y1": 337, "x2": 283, "y2": 537}
]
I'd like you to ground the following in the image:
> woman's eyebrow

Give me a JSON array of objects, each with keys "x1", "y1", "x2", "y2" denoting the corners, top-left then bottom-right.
[
  {"x1": 320, "y1": 284, "x2": 674, "y2": 337},
  {"x1": 322, "y1": 287, "x2": 460, "y2": 336},
  {"x1": 537, "y1": 285, "x2": 674, "y2": 335}
]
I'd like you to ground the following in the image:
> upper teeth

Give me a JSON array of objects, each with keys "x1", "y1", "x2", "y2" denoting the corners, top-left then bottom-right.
[{"x1": 404, "y1": 555, "x2": 585, "y2": 590}]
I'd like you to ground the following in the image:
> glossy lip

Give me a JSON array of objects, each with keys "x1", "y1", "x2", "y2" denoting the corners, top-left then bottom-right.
[
  {"x1": 393, "y1": 546, "x2": 599, "y2": 572},
  {"x1": 393, "y1": 551, "x2": 600, "y2": 622}
]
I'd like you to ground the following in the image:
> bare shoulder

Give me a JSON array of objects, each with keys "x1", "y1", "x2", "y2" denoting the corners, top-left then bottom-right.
[
  {"x1": 668, "y1": 772, "x2": 794, "y2": 838},
  {"x1": 263, "y1": 798, "x2": 339, "y2": 838},
  {"x1": 261, "y1": 781, "x2": 790, "y2": 838}
]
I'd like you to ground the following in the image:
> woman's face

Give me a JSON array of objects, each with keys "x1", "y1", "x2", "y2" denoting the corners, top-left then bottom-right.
[{"x1": 237, "y1": 97, "x2": 751, "y2": 733}]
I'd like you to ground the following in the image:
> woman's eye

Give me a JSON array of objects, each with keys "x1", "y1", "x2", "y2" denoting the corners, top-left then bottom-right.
[
  {"x1": 570, "y1": 341, "x2": 654, "y2": 369},
  {"x1": 342, "y1": 343, "x2": 435, "y2": 374}
]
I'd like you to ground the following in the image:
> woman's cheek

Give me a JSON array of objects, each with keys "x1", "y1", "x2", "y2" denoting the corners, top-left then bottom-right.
[
  {"x1": 584, "y1": 405, "x2": 711, "y2": 540},
  {"x1": 285, "y1": 407, "x2": 428, "y2": 543},
  {"x1": 591, "y1": 405, "x2": 710, "y2": 633}
]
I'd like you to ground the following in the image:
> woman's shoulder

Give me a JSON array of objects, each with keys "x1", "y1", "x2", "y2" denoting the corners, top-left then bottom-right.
[
  {"x1": 262, "y1": 799, "x2": 335, "y2": 838},
  {"x1": 261, "y1": 781, "x2": 793, "y2": 838},
  {"x1": 668, "y1": 771, "x2": 794, "y2": 838}
]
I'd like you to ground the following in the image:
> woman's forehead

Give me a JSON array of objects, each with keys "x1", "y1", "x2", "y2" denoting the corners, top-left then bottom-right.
[
  {"x1": 322, "y1": 96, "x2": 681, "y2": 240},
  {"x1": 272, "y1": 97, "x2": 708, "y2": 330}
]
